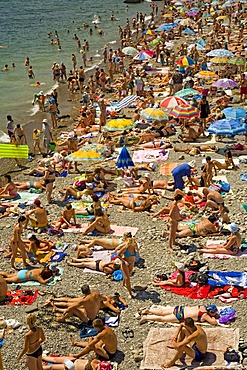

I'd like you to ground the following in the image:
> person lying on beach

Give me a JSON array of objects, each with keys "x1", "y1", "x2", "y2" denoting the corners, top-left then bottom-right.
[
  {"x1": 24, "y1": 199, "x2": 48, "y2": 230},
  {"x1": 137, "y1": 130, "x2": 155, "y2": 144},
  {"x1": 120, "y1": 173, "x2": 153, "y2": 194},
  {"x1": 0, "y1": 204, "x2": 19, "y2": 220},
  {"x1": 15, "y1": 180, "x2": 46, "y2": 191},
  {"x1": 153, "y1": 262, "x2": 185, "y2": 287},
  {"x1": 42, "y1": 356, "x2": 95, "y2": 370},
  {"x1": 162, "y1": 318, "x2": 208, "y2": 368},
  {"x1": 175, "y1": 215, "x2": 220, "y2": 238},
  {"x1": 46, "y1": 284, "x2": 107, "y2": 323},
  {"x1": 23, "y1": 162, "x2": 47, "y2": 176},
  {"x1": 0, "y1": 175, "x2": 18, "y2": 200},
  {"x1": 77, "y1": 237, "x2": 125, "y2": 252},
  {"x1": 212, "y1": 149, "x2": 238, "y2": 170},
  {"x1": 198, "y1": 223, "x2": 241, "y2": 255},
  {"x1": 137, "y1": 140, "x2": 172, "y2": 149},
  {"x1": 51, "y1": 203, "x2": 77, "y2": 229},
  {"x1": 138, "y1": 304, "x2": 219, "y2": 325},
  {"x1": 81, "y1": 208, "x2": 111, "y2": 235},
  {"x1": 0, "y1": 275, "x2": 7, "y2": 302},
  {"x1": 60, "y1": 183, "x2": 104, "y2": 202},
  {"x1": 68, "y1": 318, "x2": 118, "y2": 361},
  {"x1": 109, "y1": 193, "x2": 159, "y2": 212},
  {"x1": 178, "y1": 124, "x2": 202, "y2": 142},
  {"x1": 174, "y1": 145, "x2": 218, "y2": 154},
  {"x1": 0, "y1": 264, "x2": 59, "y2": 284},
  {"x1": 67, "y1": 257, "x2": 121, "y2": 274}
]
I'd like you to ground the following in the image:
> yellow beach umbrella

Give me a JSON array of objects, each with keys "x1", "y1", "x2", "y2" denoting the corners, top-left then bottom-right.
[
  {"x1": 105, "y1": 118, "x2": 135, "y2": 131},
  {"x1": 195, "y1": 71, "x2": 217, "y2": 79},
  {"x1": 211, "y1": 57, "x2": 229, "y2": 64}
]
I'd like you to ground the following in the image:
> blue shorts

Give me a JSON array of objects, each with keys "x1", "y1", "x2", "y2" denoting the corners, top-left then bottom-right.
[{"x1": 192, "y1": 343, "x2": 205, "y2": 361}]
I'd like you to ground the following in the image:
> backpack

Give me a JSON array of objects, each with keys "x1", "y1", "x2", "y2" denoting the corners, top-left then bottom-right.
[
  {"x1": 224, "y1": 349, "x2": 240, "y2": 363},
  {"x1": 189, "y1": 272, "x2": 208, "y2": 285},
  {"x1": 99, "y1": 361, "x2": 112, "y2": 370}
]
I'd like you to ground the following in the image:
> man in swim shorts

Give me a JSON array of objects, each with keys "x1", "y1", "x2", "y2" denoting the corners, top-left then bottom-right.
[{"x1": 162, "y1": 317, "x2": 208, "y2": 368}]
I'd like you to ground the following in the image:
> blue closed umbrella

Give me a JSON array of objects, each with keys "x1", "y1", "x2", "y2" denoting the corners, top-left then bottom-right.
[
  {"x1": 222, "y1": 107, "x2": 246, "y2": 120},
  {"x1": 116, "y1": 146, "x2": 134, "y2": 169},
  {"x1": 208, "y1": 119, "x2": 247, "y2": 136}
]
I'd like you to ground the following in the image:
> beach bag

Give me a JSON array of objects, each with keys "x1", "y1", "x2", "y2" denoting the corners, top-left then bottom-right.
[
  {"x1": 218, "y1": 180, "x2": 230, "y2": 192},
  {"x1": 224, "y1": 349, "x2": 240, "y2": 363},
  {"x1": 99, "y1": 361, "x2": 112, "y2": 370},
  {"x1": 189, "y1": 272, "x2": 208, "y2": 285},
  {"x1": 113, "y1": 270, "x2": 123, "y2": 281},
  {"x1": 219, "y1": 307, "x2": 236, "y2": 324}
]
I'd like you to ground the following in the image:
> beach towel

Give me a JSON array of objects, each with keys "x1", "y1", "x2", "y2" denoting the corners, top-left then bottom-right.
[
  {"x1": 83, "y1": 250, "x2": 111, "y2": 275},
  {"x1": 9, "y1": 267, "x2": 63, "y2": 286},
  {"x1": 160, "y1": 162, "x2": 180, "y2": 176},
  {"x1": 80, "y1": 325, "x2": 98, "y2": 338},
  {"x1": 140, "y1": 327, "x2": 239, "y2": 370},
  {"x1": 15, "y1": 251, "x2": 55, "y2": 264},
  {"x1": 133, "y1": 149, "x2": 169, "y2": 163},
  {"x1": 0, "y1": 192, "x2": 39, "y2": 204},
  {"x1": 203, "y1": 240, "x2": 247, "y2": 259},
  {"x1": 63, "y1": 224, "x2": 138, "y2": 236},
  {"x1": 0, "y1": 290, "x2": 38, "y2": 306},
  {"x1": 207, "y1": 271, "x2": 247, "y2": 287}
]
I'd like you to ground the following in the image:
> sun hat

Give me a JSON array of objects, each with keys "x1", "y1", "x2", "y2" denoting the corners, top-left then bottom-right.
[
  {"x1": 228, "y1": 223, "x2": 239, "y2": 233},
  {"x1": 188, "y1": 160, "x2": 196, "y2": 168},
  {"x1": 174, "y1": 262, "x2": 184, "y2": 271},
  {"x1": 42, "y1": 118, "x2": 48, "y2": 123},
  {"x1": 64, "y1": 359, "x2": 75, "y2": 370}
]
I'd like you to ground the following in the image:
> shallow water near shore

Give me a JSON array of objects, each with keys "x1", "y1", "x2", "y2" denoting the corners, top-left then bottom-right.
[{"x1": 0, "y1": 0, "x2": 152, "y2": 129}]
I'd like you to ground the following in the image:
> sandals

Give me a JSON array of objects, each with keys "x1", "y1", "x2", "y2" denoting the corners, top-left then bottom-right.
[{"x1": 122, "y1": 327, "x2": 134, "y2": 339}]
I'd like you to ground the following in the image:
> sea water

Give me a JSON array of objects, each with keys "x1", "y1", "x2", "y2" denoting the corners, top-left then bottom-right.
[{"x1": 0, "y1": 0, "x2": 153, "y2": 131}]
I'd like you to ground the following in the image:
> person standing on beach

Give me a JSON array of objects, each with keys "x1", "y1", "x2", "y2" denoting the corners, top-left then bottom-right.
[
  {"x1": 10, "y1": 215, "x2": 29, "y2": 269},
  {"x1": 98, "y1": 98, "x2": 106, "y2": 132},
  {"x1": 42, "y1": 119, "x2": 53, "y2": 153},
  {"x1": 14, "y1": 124, "x2": 27, "y2": 145},
  {"x1": 48, "y1": 97, "x2": 58, "y2": 129},
  {"x1": 78, "y1": 66, "x2": 85, "y2": 93},
  {"x1": 6, "y1": 115, "x2": 14, "y2": 138},
  {"x1": 60, "y1": 62, "x2": 67, "y2": 80}
]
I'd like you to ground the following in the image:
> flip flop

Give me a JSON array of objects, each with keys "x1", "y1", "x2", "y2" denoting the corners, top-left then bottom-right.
[{"x1": 122, "y1": 328, "x2": 129, "y2": 339}]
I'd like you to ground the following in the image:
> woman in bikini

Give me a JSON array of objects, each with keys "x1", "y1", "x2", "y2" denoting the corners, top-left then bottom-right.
[
  {"x1": 137, "y1": 140, "x2": 172, "y2": 149},
  {"x1": 199, "y1": 223, "x2": 241, "y2": 255},
  {"x1": 114, "y1": 232, "x2": 139, "y2": 298},
  {"x1": 10, "y1": 216, "x2": 29, "y2": 270},
  {"x1": 17, "y1": 313, "x2": 45, "y2": 370},
  {"x1": 15, "y1": 180, "x2": 46, "y2": 191},
  {"x1": 138, "y1": 304, "x2": 219, "y2": 325},
  {"x1": 109, "y1": 194, "x2": 159, "y2": 212},
  {"x1": 43, "y1": 161, "x2": 56, "y2": 204},
  {"x1": 0, "y1": 264, "x2": 59, "y2": 284},
  {"x1": 212, "y1": 150, "x2": 238, "y2": 171},
  {"x1": 0, "y1": 174, "x2": 18, "y2": 199},
  {"x1": 165, "y1": 194, "x2": 183, "y2": 253},
  {"x1": 153, "y1": 262, "x2": 185, "y2": 287},
  {"x1": 67, "y1": 257, "x2": 121, "y2": 275},
  {"x1": 175, "y1": 215, "x2": 219, "y2": 238},
  {"x1": 81, "y1": 208, "x2": 111, "y2": 236}
]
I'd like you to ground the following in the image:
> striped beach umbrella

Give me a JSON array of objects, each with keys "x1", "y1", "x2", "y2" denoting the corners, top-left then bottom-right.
[
  {"x1": 157, "y1": 23, "x2": 176, "y2": 31},
  {"x1": 212, "y1": 79, "x2": 238, "y2": 89},
  {"x1": 206, "y1": 49, "x2": 234, "y2": 58},
  {"x1": 116, "y1": 146, "x2": 134, "y2": 169},
  {"x1": 208, "y1": 119, "x2": 247, "y2": 136},
  {"x1": 170, "y1": 104, "x2": 200, "y2": 119},
  {"x1": 195, "y1": 70, "x2": 217, "y2": 79},
  {"x1": 211, "y1": 57, "x2": 229, "y2": 64},
  {"x1": 187, "y1": 43, "x2": 205, "y2": 51},
  {"x1": 66, "y1": 144, "x2": 108, "y2": 161},
  {"x1": 143, "y1": 29, "x2": 156, "y2": 35},
  {"x1": 133, "y1": 51, "x2": 152, "y2": 61},
  {"x1": 160, "y1": 96, "x2": 189, "y2": 109},
  {"x1": 222, "y1": 107, "x2": 246, "y2": 119},
  {"x1": 113, "y1": 95, "x2": 137, "y2": 111},
  {"x1": 122, "y1": 46, "x2": 138, "y2": 56},
  {"x1": 228, "y1": 56, "x2": 246, "y2": 66},
  {"x1": 174, "y1": 88, "x2": 199, "y2": 98},
  {"x1": 176, "y1": 56, "x2": 195, "y2": 66},
  {"x1": 141, "y1": 108, "x2": 168, "y2": 121},
  {"x1": 105, "y1": 118, "x2": 135, "y2": 131}
]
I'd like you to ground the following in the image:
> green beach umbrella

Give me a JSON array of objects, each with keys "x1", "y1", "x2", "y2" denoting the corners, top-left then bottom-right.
[
  {"x1": 174, "y1": 88, "x2": 198, "y2": 98},
  {"x1": 228, "y1": 56, "x2": 246, "y2": 66},
  {"x1": 122, "y1": 46, "x2": 138, "y2": 56},
  {"x1": 149, "y1": 37, "x2": 164, "y2": 48}
]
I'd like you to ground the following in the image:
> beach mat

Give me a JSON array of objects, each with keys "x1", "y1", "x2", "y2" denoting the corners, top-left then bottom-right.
[
  {"x1": 0, "y1": 290, "x2": 38, "y2": 306},
  {"x1": 203, "y1": 240, "x2": 247, "y2": 259},
  {"x1": 83, "y1": 250, "x2": 111, "y2": 275},
  {"x1": 0, "y1": 192, "x2": 39, "y2": 204},
  {"x1": 63, "y1": 224, "x2": 138, "y2": 236},
  {"x1": 133, "y1": 149, "x2": 169, "y2": 163},
  {"x1": 9, "y1": 267, "x2": 63, "y2": 286},
  {"x1": 0, "y1": 144, "x2": 29, "y2": 159},
  {"x1": 160, "y1": 162, "x2": 180, "y2": 176},
  {"x1": 140, "y1": 327, "x2": 239, "y2": 369}
]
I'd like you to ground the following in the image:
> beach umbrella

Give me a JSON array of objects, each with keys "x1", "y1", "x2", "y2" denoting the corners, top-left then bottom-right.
[
  {"x1": 133, "y1": 51, "x2": 152, "y2": 61},
  {"x1": 197, "y1": 38, "x2": 207, "y2": 46},
  {"x1": 212, "y1": 78, "x2": 238, "y2": 89},
  {"x1": 190, "y1": 6, "x2": 200, "y2": 10},
  {"x1": 203, "y1": 13, "x2": 212, "y2": 17},
  {"x1": 187, "y1": 10, "x2": 199, "y2": 16},
  {"x1": 122, "y1": 46, "x2": 138, "y2": 56},
  {"x1": 157, "y1": 23, "x2": 176, "y2": 31},
  {"x1": 170, "y1": 104, "x2": 200, "y2": 119},
  {"x1": 116, "y1": 146, "x2": 134, "y2": 169},
  {"x1": 179, "y1": 18, "x2": 192, "y2": 26},
  {"x1": 216, "y1": 15, "x2": 228, "y2": 20},
  {"x1": 113, "y1": 95, "x2": 137, "y2": 111},
  {"x1": 149, "y1": 37, "x2": 163, "y2": 48},
  {"x1": 141, "y1": 107, "x2": 168, "y2": 121},
  {"x1": 143, "y1": 29, "x2": 156, "y2": 35},
  {"x1": 140, "y1": 49, "x2": 156, "y2": 57},
  {"x1": 174, "y1": 88, "x2": 199, "y2": 98},
  {"x1": 206, "y1": 49, "x2": 234, "y2": 58},
  {"x1": 222, "y1": 107, "x2": 246, "y2": 119},
  {"x1": 195, "y1": 70, "x2": 217, "y2": 79},
  {"x1": 176, "y1": 56, "x2": 195, "y2": 66},
  {"x1": 208, "y1": 119, "x2": 247, "y2": 135},
  {"x1": 160, "y1": 96, "x2": 189, "y2": 108},
  {"x1": 228, "y1": 56, "x2": 246, "y2": 66},
  {"x1": 182, "y1": 28, "x2": 195, "y2": 35},
  {"x1": 211, "y1": 57, "x2": 229, "y2": 64},
  {"x1": 175, "y1": 1, "x2": 183, "y2": 5},
  {"x1": 66, "y1": 144, "x2": 108, "y2": 161},
  {"x1": 187, "y1": 43, "x2": 205, "y2": 51},
  {"x1": 163, "y1": 13, "x2": 173, "y2": 17},
  {"x1": 174, "y1": 18, "x2": 183, "y2": 24},
  {"x1": 105, "y1": 118, "x2": 135, "y2": 131}
]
